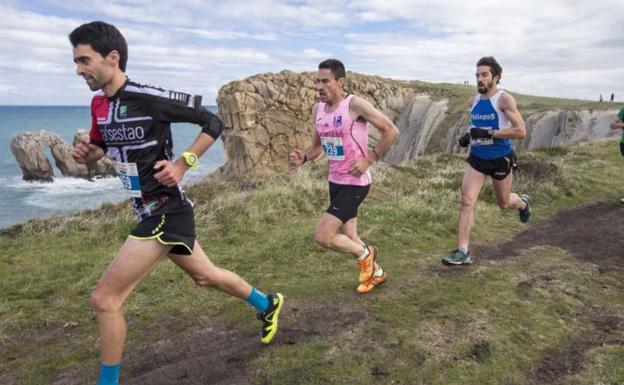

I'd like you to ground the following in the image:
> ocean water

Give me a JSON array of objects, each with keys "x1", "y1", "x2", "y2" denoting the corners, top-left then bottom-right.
[{"x1": 0, "y1": 106, "x2": 225, "y2": 229}]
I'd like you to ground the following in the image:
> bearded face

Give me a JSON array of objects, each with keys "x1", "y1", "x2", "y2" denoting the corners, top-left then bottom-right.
[{"x1": 476, "y1": 65, "x2": 497, "y2": 94}]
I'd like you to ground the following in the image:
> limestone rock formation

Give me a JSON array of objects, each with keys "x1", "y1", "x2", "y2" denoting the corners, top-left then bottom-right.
[
  {"x1": 384, "y1": 95, "x2": 449, "y2": 164},
  {"x1": 217, "y1": 70, "x2": 620, "y2": 175},
  {"x1": 518, "y1": 109, "x2": 618, "y2": 150},
  {"x1": 10, "y1": 130, "x2": 115, "y2": 182},
  {"x1": 10, "y1": 131, "x2": 56, "y2": 182}
]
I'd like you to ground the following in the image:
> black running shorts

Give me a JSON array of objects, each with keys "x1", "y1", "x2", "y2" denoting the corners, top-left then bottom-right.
[
  {"x1": 327, "y1": 181, "x2": 370, "y2": 223},
  {"x1": 129, "y1": 203, "x2": 195, "y2": 255},
  {"x1": 467, "y1": 151, "x2": 516, "y2": 181}
]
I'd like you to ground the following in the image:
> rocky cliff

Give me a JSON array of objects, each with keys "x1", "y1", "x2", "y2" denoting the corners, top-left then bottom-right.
[
  {"x1": 10, "y1": 130, "x2": 115, "y2": 182},
  {"x1": 217, "y1": 71, "x2": 619, "y2": 175}
]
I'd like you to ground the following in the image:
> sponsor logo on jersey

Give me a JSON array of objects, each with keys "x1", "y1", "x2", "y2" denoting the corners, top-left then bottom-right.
[
  {"x1": 102, "y1": 124, "x2": 146, "y2": 142},
  {"x1": 119, "y1": 105, "x2": 128, "y2": 118},
  {"x1": 472, "y1": 112, "x2": 496, "y2": 121},
  {"x1": 333, "y1": 115, "x2": 343, "y2": 127}
]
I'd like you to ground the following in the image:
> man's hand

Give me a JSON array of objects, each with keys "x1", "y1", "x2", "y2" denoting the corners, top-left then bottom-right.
[
  {"x1": 470, "y1": 127, "x2": 494, "y2": 140},
  {"x1": 289, "y1": 149, "x2": 306, "y2": 168},
  {"x1": 348, "y1": 158, "x2": 372, "y2": 177},
  {"x1": 71, "y1": 141, "x2": 97, "y2": 164},
  {"x1": 154, "y1": 159, "x2": 187, "y2": 187},
  {"x1": 458, "y1": 132, "x2": 470, "y2": 147},
  {"x1": 610, "y1": 120, "x2": 624, "y2": 130}
]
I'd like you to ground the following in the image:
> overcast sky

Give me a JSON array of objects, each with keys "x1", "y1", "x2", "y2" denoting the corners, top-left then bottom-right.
[{"x1": 1, "y1": 0, "x2": 622, "y2": 105}]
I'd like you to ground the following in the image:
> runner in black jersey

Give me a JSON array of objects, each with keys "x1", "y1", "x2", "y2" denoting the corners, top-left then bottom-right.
[{"x1": 69, "y1": 21, "x2": 283, "y2": 385}]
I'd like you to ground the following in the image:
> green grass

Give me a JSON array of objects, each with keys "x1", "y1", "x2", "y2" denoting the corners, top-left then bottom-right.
[{"x1": 1, "y1": 139, "x2": 624, "y2": 384}]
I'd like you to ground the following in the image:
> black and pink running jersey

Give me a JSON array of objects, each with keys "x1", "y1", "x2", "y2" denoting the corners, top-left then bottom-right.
[{"x1": 89, "y1": 78, "x2": 222, "y2": 215}]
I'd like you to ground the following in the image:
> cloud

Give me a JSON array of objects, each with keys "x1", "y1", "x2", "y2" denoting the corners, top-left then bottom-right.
[
  {"x1": 301, "y1": 49, "x2": 334, "y2": 59},
  {"x1": 0, "y1": 1, "x2": 622, "y2": 104},
  {"x1": 175, "y1": 28, "x2": 279, "y2": 41}
]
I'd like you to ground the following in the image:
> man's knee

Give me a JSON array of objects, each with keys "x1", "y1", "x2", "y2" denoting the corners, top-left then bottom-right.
[
  {"x1": 314, "y1": 229, "x2": 332, "y2": 248},
  {"x1": 90, "y1": 289, "x2": 121, "y2": 313},
  {"x1": 460, "y1": 195, "x2": 477, "y2": 210}
]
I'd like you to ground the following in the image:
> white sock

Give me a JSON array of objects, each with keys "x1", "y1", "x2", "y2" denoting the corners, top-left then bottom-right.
[
  {"x1": 357, "y1": 245, "x2": 369, "y2": 260},
  {"x1": 374, "y1": 266, "x2": 384, "y2": 277}
]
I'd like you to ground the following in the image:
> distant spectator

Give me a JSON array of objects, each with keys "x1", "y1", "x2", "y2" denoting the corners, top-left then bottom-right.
[
  {"x1": 600, "y1": 94, "x2": 603, "y2": 102},
  {"x1": 610, "y1": 93, "x2": 615, "y2": 102}
]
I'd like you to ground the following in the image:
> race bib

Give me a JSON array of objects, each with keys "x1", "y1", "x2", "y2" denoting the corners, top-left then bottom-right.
[
  {"x1": 112, "y1": 161, "x2": 142, "y2": 198},
  {"x1": 471, "y1": 138, "x2": 494, "y2": 146},
  {"x1": 321, "y1": 136, "x2": 345, "y2": 160}
]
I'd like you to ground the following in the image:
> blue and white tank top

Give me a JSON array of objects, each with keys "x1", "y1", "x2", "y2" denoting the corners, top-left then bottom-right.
[{"x1": 470, "y1": 90, "x2": 512, "y2": 159}]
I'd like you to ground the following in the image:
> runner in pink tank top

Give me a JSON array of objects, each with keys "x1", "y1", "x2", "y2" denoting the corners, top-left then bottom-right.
[
  {"x1": 316, "y1": 94, "x2": 371, "y2": 186},
  {"x1": 289, "y1": 59, "x2": 399, "y2": 294}
]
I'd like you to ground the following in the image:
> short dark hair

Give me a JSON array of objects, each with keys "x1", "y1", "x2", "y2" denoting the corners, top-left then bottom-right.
[
  {"x1": 69, "y1": 21, "x2": 128, "y2": 72},
  {"x1": 476, "y1": 56, "x2": 502, "y2": 84},
  {"x1": 318, "y1": 59, "x2": 346, "y2": 80}
]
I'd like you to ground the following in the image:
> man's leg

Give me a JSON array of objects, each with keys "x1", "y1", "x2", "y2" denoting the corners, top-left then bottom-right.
[
  {"x1": 168, "y1": 241, "x2": 283, "y2": 344},
  {"x1": 340, "y1": 217, "x2": 379, "y2": 271},
  {"x1": 91, "y1": 238, "x2": 170, "y2": 382},
  {"x1": 315, "y1": 213, "x2": 380, "y2": 291},
  {"x1": 314, "y1": 213, "x2": 364, "y2": 257},
  {"x1": 492, "y1": 170, "x2": 531, "y2": 222},
  {"x1": 444, "y1": 165, "x2": 486, "y2": 265},
  {"x1": 341, "y1": 217, "x2": 388, "y2": 294},
  {"x1": 491, "y1": 171, "x2": 525, "y2": 210},
  {"x1": 458, "y1": 165, "x2": 487, "y2": 251},
  {"x1": 168, "y1": 240, "x2": 253, "y2": 299}
]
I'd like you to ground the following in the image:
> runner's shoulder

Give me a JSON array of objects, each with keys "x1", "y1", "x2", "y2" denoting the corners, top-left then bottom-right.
[{"x1": 497, "y1": 90, "x2": 517, "y2": 110}]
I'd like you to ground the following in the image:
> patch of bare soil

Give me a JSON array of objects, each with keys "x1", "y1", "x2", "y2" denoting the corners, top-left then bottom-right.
[
  {"x1": 52, "y1": 299, "x2": 364, "y2": 385},
  {"x1": 527, "y1": 313, "x2": 624, "y2": 384},
  {"x1": 473, "y1": 202, "x2": 624, "y2": 271}
]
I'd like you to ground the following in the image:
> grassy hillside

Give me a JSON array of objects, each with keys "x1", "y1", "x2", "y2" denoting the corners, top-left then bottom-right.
[{"x1": 1, "y1": 139, "x2": 623, "y2": 384}]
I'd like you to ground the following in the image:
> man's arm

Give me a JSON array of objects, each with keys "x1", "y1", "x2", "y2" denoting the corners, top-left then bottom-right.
[
  {"x1": 493, "y1": 92, "x2": 526, "y2": 140},
  {"x1": 347, "y1": 96, "x2": 399, "y2": 175},
  {"x1": 72, "y1": 105, "x2": 106, "y2": 164},
  {"x1": 289, "y1": 104, "x2": 324, "y2": 167},
  {"x1": 138, "y1": 90, "x2": 223, "y2": 186}
]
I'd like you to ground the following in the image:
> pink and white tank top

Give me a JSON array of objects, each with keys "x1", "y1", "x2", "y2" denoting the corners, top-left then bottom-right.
[{"x1": 315, "y1": 94, "x2": 371, "y2": 186}]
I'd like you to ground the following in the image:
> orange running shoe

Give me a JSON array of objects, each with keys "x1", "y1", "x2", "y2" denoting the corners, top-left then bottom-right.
[
  {"x1": 357, "y1": 245, "x2": 377, "y2": 283},
  {"x1": 356, "y1": 271, "x2": 388, "y2": 294}
]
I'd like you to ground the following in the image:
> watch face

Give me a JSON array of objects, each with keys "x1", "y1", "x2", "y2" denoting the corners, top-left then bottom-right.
[{"x1": 188, "y1": 154, "x2": 197, "y2": 164}]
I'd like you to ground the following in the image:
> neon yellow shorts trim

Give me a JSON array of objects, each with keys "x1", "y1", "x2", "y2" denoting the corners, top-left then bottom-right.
[{"x1": 128, "y1": 233, "x2": 193, "y2": 254}]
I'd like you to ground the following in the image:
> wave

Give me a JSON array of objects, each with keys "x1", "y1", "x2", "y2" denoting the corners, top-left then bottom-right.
[{"x1": 2, "y1": 175, "x2": 126, "y2": 210}]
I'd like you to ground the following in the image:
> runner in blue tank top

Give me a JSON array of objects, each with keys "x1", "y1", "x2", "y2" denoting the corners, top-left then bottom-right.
[{"x1": 443, "y1": 57, "x2": 532, "y2": 266}]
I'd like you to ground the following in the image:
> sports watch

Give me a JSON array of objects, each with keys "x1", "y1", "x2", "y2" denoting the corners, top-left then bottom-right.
[{"x1": 181, "y1": 151, "x2": 199, "y2": 170}]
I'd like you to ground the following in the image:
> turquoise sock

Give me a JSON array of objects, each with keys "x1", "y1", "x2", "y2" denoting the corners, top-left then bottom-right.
[
  {"x1": 96, "y1": 362, "x2": 120, "y2": 385},
  {"x1": 245, "y1": 287, "x2": 269, "y2": 313}
]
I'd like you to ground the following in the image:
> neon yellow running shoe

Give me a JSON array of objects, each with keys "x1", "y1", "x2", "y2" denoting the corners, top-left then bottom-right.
[{"x1": 257, "y1": 293, "x2": 284, "y2": 344}]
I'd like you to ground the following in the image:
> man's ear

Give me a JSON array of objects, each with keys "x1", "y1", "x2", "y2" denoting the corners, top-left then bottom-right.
[{"x1": 106, "y1": 50, "x2": 121, "y2": 68}]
